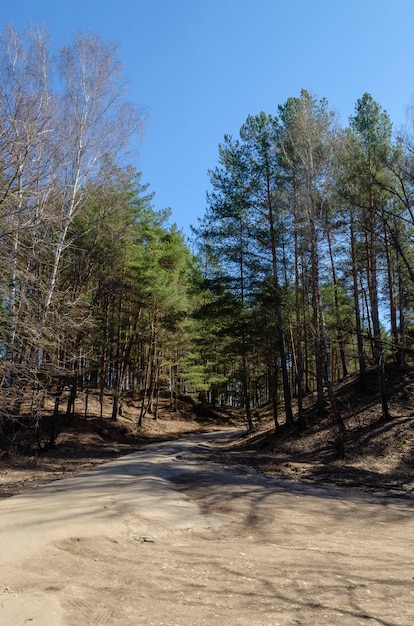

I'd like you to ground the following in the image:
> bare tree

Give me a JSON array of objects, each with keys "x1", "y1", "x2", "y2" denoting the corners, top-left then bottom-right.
[
  {"x1": 0, "y1": 25, "x2": 144, "y2": 449},
  {"x1": 40, "y1": 32, "x2": 144, "y2": 335}
]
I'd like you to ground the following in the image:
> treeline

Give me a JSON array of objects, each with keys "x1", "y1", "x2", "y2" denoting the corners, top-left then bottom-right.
[
  {"x1": 2, "y1": 25, "x2": 414, "y2": 455},
  {"x1": 195, "y1": 89, "x2": 414, "y2": 436}
]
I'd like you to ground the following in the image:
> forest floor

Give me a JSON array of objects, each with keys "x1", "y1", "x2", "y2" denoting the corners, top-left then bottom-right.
[
  {"x1": 212, "y1": 363, "x2": 414, "y2": 499},
  {"x1": 0, "y1": 362, "x2": 413, "y2": 499}
]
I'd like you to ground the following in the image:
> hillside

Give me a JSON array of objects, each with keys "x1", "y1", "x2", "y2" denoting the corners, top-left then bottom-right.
[
  {"x1": 1, "y1": 364, "x2": 414, "y2": 498},
  {"x1": 211, "y1": 363, "x2": 414, "y2": 497}
]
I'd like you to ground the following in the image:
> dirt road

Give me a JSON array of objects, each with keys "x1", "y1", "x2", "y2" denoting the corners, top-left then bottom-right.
[{"x1": 0, "y1": 430, "x2": 413, "y2": 625}]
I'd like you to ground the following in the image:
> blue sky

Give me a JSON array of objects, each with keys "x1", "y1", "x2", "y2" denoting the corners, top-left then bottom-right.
[{"x1": 4, "y1": 0, "x2": 414, "y2": 238}]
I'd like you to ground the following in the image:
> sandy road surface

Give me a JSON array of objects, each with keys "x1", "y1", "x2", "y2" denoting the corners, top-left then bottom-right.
[{"x1": 0, "y1": 429, "x2": 413, "y2": 626}]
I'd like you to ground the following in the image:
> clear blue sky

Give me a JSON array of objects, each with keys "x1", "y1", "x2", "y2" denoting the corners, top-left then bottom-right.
[{"x1": 4, "y1": 0, "x2": 414, "y2": 238}]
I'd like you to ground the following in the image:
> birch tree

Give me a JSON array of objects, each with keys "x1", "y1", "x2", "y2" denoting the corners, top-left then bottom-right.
[
  {"x1": 0, "y1": 25, "x2": 144, "y2": 449},
  {"x1": 39, "y1": 32, "x2": 143, "y2": 339}
]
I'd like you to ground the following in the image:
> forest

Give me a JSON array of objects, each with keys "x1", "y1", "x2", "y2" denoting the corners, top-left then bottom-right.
[{"x1": 1, "y1": 25, "x2": 414, "y2": 458}]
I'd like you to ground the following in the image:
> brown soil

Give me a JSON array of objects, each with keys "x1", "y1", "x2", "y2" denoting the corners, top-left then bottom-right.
[
  {"x1": 1, "y1": 363, "x2": 413, "y2": 499},
  {"x1": 211, "y1": 365, "x2": 414, "y2": 498},
  {"x1": 0, "y1": 393, "x2": 240, "y2": 498}
]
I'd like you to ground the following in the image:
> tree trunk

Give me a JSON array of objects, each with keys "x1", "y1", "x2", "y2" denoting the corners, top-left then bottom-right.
[
  {"x1": 294, "y1": 226, "x2": 306, "y2": 429},
  {"x1": 350, "y1": 211, "x2": 366, "y2": 387},
  {"x1": 309, "y1": 215, "x2": 325, "y2": 414},
  {"x1": 384, "y1": 223, "x2": 399, "y2": 365},
  {"x1": 326, "y1": 228, "x2": 348, "y2": 379},
  {"x1": 241, "y1": 354, "x2": 254, "y2": 431},
  {"x1": 366, "y1": 196, "x2": 390, "y2": 420}
]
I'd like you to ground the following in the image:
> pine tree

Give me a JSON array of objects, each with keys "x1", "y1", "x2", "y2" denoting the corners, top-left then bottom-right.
[{"x1": 348, "y1": 93, "x2": 394, "y2": 420}]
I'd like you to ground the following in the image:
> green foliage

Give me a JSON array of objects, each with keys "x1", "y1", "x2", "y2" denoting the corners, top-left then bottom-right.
[{"x1": 4, "y1": 36, "x2": 414, "y2": 439}]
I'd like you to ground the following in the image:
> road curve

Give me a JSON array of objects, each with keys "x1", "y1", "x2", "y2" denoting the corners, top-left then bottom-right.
[{"x1": 0, "y1": 429, "x2": 413, "y2": 625}]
